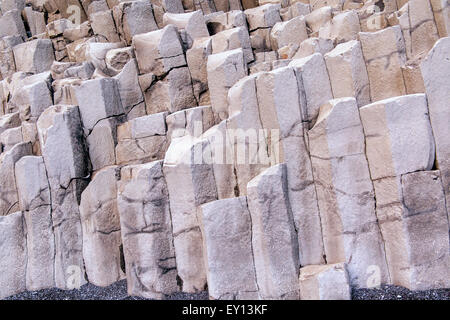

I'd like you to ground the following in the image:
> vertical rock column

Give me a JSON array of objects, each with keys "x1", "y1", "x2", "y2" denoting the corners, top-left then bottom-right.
[
  {"x1": 37, "y1": 105, "x2": 90, "y2": 289},
  {"x1": 15, "y1": 156, "x2": 55, "y2": 291},
  {"x1": 201, "y1": 196, "x2": 259, "y2": 300},
  {"x1": 421, "y1": 37, "x2": 450, "y2": 218},
  {"x1": 255, "y1": 66, "x2": 325, "y2": 266},
  {"x1": 360, "y1": 94, "x2": 449, "y2": 290},
  {"x1": 247, "y1": 164, "x2": 300, "y2": 299},
  {"x1": 308, "y1": 98, "x2": 389, "y2": 288},
  {"x1": 117, "y1": 161, "x2": 178, "y2": 299},
  {"x1": 80, "y1": 166, "x2": 125, "y2": 287},
  {"x1": 163, "y1": 135, "x2": 218, "y2": 292}
]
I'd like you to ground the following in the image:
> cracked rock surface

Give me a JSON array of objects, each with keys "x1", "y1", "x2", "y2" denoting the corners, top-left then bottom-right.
[{"x1": 0, "y1": 0, "x2": 449, "y2": 300}]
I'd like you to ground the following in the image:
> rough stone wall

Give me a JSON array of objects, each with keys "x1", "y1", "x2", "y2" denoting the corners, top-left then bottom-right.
[{"x1": 0, "y1": 0, "x2": 449, "y2": 300}]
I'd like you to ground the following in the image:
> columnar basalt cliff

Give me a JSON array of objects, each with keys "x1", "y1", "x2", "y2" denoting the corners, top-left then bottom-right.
[{"x1": 0, "y1": 0, "x2": 449, "y2": 300}]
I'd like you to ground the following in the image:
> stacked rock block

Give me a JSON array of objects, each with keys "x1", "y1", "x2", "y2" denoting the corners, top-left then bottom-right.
[{"x1": 0, "y1": 0, "x2": 449, "y2": 300}]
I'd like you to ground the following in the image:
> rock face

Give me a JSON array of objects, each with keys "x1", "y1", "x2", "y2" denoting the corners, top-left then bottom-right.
[
  {"x1": 117, "y1": 161, "x2": 178, "y2": 299},
  {"x1": 0, "y1": 0, "x2": 449, "y2": 301}
]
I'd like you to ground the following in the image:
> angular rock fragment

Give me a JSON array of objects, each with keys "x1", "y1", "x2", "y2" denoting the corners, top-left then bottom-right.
[
  {"x1": 359, "y1": 94, "x2": 435, "y2": 180},
  {"x1": 0, "y1": 9, "x2": 26, "y2": 39},
  {"x1": 186, "y1": 37, "x2": 212, "y2": 104},
  {"x1": 117, "y1": 161, "x2": 179, "y2": 299},
  {"x1": 133, "y1": 25, "x2": 186, "y2": 77},
  {"x1": 116, "y1": 112, "x2": 169, "y2": 165},
  {"x1": 13, "y1": 39, "x2": 55, "y2": 74},
  {"x1": 201, "y1": 197, "x2": 259, "y2": 300},
  {"x1": 113, "y1": 0, "x2": 159, "y2": 45},
  {"x1": 359, "y1": 26, "x2": 407, "y2": 102},
  {"x1": 324, "y1": 40, "x2": 370, "y2": 107},
  {"x1": 73, "y1": 77, "x2": 124, "y2": 132},
  {"x1": 211, "y1": 27, "x2": 254, "y2": 64},
  {"x1": 299, "y1": 263, "x2": 351, "y2": 300},
  {"x1": 207, "y1": 48, "x2": 247, "y2": 122},
  {"x1": 0, "y1": 142, "x2": 33, "y2": 216},
  {"x1": 113, "y1": 59, "x2": 146, "y2": 119},
  {"x1": 288, "y1": 53, "x2": 333, "y2": 128},
  {"x1": 166, "y1": 105, "x2": 215, "y2": 140},
  {"x1": 90, "y1": 9, "x2": 121, "y2": 43},
  {"x1": 163, "y1": 10, "x2": 209, "y2": 49},
  {"x1": 269, "y1": 16, "x2": 307, "y2": 51}
]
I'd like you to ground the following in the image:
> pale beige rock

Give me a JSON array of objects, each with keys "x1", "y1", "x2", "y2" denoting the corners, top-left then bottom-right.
[
  {"x1": 359, "y1": 26, "x2": 407, "y2": 102},
  {"x1": 305, "y1": 5, "x2": 332, "y2": 34},
  {"x1": 24, "y1": 7, "x2": 47, "y2": 37},
  {"x1": 211, "y1": 27, "x2": 254, "y2": 64},
  {"x1": 15, "y1": 156, "x2": 55, "y2": 291},
  {"x1": 163, "y1": 135, "x2": 217, "y2": 292},
  {"x1": 90, "y1": 9, "x2": 121, "y2": 43},
  {"x1": 73, "y1": 78, "x2": 124, "y2": 132},
  {"x1": 113, "y1": 0, "x2": 158, "y2": 45},
  {"x1": 255, "y1": 67, "x2": 325, "y2": 266},
  {"x1": 0, "y1": 127, "x2": 23, "y2": 152},
  {"x1": 205, "y1": 10, "x2": 247, "y2": 34},
  {"x1": 166, "y1": 105, "x2": 215, "y2": 140},
  {"x1": 397, "y1": 0, "x2": 439, "y2": 60},
  {"x1": 0, "y1": 9, "x2": 26, "y2": 39},
  {"x1": 421, "y1": 37, "x2": 450, "y2": 214},
  {"x1": 37, "y1": 105, "x2": 89, "y2": 289},
  {"x1": 324, "y1": 40, "x2": 370, "y2": 107},
  {"x1": 292, "y1": 37, "x2": 334, "y2": 59},
  {"x1": 247, "y1": 164, "x2": 299, "y2": 299},
  {"x1": 0, "y1": 211, "x2": 26, "y2": 299},
  {"x1": 299, "y1": 263, "x2": 351, "y2": 300},
  {"x1": 139, "y1": 66, "x2": 197, "y2": 114},
  {"x1": 288, "y1": 53, "x2": 333, "y2": 128},
  {"x1": 359, "y1": 94, "x2": 435, "y2": 180},
  {"x1": 0, "y1": 112, "x2": 21, "y2": 136},
  {"x1": 186, "y1": 37, "x2": 212, "y2": 104},
  {"x1": 163, "y1": 10, "x2": 209, "y2": 49},
  {"x1": 133, "y1": 25, "x2": 186, "y2": 77},
  {"x1": 402, "y1": 62, "x2": 425, "y2": 94},
  {"x1": 0, "y1": 36, "x2": 23, "y2": 79},
  {"x1": 13, "y1": 39, "x2": 55, "y2": 74},
  {"x1": 105, "y1": 47, "x2": 135, "y2": 74},
  {"x1": 87, "y1": 116, "x2": 125, "y2": 171},
  {"x1": 116, "y1": 112, "x2": 169, "y2": 165},
  {"x1": 226, "y1": 74, "x2": 270, "y2": 195},
  {"x1": 118, "y1": 161, "x2": 179, "y2": 298},
  {"x1": 270, "y1": 16, "x2": 307, "y2": 51},
  {"x1": 245, "y1": 3, "x2": 281, "y2": 31},
  {"x1": 0, "y1": 142, "x2": 33, "y2": 216},
  {"x1": 201, "y1": 197, "x2": 259, "y2": 300},
  {"x1": 114, "y1": 59, "x2": 146, "y2": 119},
  {"x1": 374, "y1": 171, "x2": 450, "y2": 290},
  {"x1": 308, "y1": 98, "x2": 389, "y2": 287},
  {"x1": 207, "y1": 48, "x2": 247, "y2": 122},
  {"x1": 319, "y1": 9, "x2": 361, "y2": 44},
  {"x1": 80, "y1": 166, "x2": 124, "y2": 287},
  {"x1": 431, "y1": 0, "x2": 450, "y2": 37}
]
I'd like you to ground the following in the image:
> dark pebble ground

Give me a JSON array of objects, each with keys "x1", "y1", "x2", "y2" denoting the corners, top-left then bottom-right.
[{"x1": 3, "y1": 281, "x2": 449, "y2": 300}]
